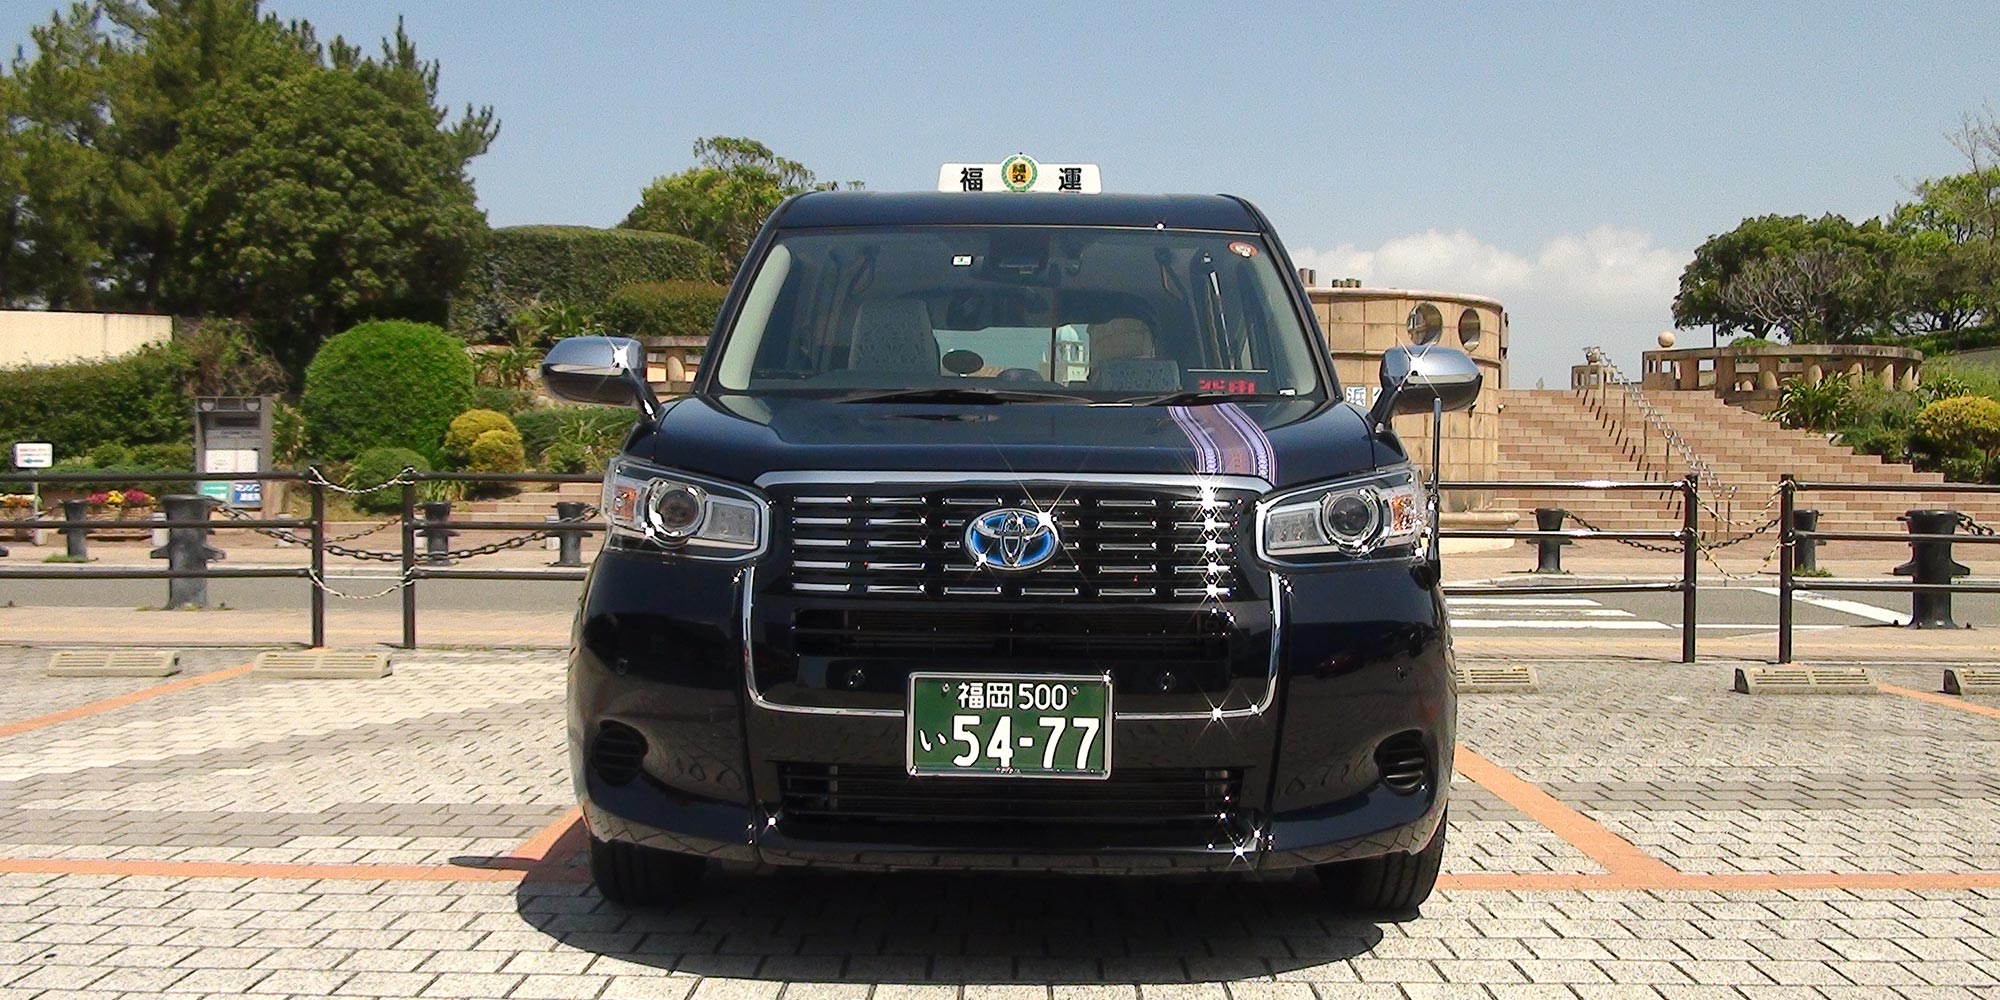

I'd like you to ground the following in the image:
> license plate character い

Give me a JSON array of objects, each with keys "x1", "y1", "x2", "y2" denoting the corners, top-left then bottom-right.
[{"x1": 906, "y1": 673, "x2": 1112, "y2": 778}]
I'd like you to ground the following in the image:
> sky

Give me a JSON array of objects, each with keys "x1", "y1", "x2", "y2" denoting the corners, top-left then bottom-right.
[{"x1": 6, "y1": 1, "x2": 1997, "y2": 385}]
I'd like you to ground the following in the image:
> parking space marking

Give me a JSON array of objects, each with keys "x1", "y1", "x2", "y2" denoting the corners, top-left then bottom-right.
[
  {"x1": 1881, "y1": 682, "x2": 2000, "y2": 719},
  {"x1": 509, "y1": 806, "x2": 584, "y2": 861},
  {"x1": 1452, "y1": 745, "x2": 1676, "y2": 879},
  {"x1": 0, "y1": 660, "x2": 256, "y2": 739}
]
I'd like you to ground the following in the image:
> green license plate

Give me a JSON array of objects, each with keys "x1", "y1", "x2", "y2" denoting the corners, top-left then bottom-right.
[{"x1": 906, "y1": 673, "x2": 1112, "y2": 778}]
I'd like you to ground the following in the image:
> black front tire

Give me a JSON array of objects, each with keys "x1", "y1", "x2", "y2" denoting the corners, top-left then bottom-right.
[
  {"x1": 588, "y1": 834, "x2": 705, "y2": 908},
  {"x1": 1316, "y1": 813, "x2": 1446, "y2": 915}
]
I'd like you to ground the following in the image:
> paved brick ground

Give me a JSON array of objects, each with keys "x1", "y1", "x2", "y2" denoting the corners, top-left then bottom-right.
[{"x1": 3, "y1": 646, "x2": 2000, "y2": 998}]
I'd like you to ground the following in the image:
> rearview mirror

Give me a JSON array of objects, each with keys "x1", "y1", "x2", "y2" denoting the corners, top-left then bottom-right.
[
  {"x1": 541, "y1": 336, "x2": 660, "y2": 418},
  {"x1": 1369, "y1": 345, "x2": 1481, "y2": 427}
]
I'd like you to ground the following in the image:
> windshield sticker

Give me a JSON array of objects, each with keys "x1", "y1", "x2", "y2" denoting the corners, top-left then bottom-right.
[
  {"x1": 951, "y1": 254, "x2": 973, "y2": 267},
  {"x1": 1228, "y1": 241, "x2": 1258, "y2": 258}
]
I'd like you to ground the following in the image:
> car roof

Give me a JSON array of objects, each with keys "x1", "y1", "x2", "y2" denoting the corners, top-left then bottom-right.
[{"x1": 775, "y1": 191, "x2": 1264, "y2": 232}]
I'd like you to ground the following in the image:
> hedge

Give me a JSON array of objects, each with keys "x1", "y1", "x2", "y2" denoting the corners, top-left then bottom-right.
[
  {"x1": 602, "y1": 280, "x2": 728, "y2": 341},
  {"x1": 0, "y1": 345, "x2": 195, "y2": 465},
  {"x1": 301, "y1": 320, "x2": 475, "y2": 462},
  {"x1": 449, "y1": 225, "x2": 719, "y2": 342}
]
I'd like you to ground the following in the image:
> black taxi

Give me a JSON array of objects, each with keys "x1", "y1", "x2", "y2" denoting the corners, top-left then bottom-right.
[{"x1": 541, "y1": 163, "x2": 1480, "y2": 913}]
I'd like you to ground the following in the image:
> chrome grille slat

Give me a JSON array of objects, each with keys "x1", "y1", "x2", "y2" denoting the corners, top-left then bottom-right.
[{"x1": 776, "y1": 484, "x2": 1253, "y2": 602}]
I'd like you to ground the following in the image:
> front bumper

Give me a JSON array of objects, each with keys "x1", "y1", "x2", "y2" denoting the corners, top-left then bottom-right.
[{"x1": 569, "y1": 549, "x2": 1453, "y2": 872}]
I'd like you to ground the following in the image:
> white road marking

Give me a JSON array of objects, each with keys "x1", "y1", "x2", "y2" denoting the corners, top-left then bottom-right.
[
  {"x1": 1447, "y1": 597, "x2": 1603, "y2": 607},
  {"x1": 1751, "y1": 587, "x2": 1910, "y2": 626},
  {"x1": 1452, "y1": 619, "x2": 1673, "y2": 630}
]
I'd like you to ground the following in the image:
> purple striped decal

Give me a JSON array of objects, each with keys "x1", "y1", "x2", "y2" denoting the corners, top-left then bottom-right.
[
  {"x1": 1169, "y1": 404, "x2": 1272, "y2": 478},
  {"x1": 1214, "y1": 403, "x2": 1276, "y2": 480},
  {"x1": 1168, "y1": 405, "x2": 1222, "y2": 474}
]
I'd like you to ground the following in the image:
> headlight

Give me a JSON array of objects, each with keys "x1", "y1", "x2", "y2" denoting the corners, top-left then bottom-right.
[
  {"x1": 603, "y1": 458, "x2": 766, "y2": 558},
  {"x1": 1259, "y1": 466, "x2": 1426, "y2": 560}
]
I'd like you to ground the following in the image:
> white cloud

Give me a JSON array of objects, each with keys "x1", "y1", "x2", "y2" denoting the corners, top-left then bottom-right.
[{"x1": 1289, "y1": 227, "x2": 1688, "y2": 386}]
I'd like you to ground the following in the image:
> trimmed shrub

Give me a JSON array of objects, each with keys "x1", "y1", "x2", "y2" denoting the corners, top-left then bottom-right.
[
  {"x1": 1913, "y1": 395, "x2": 2000, "y2": 482},
  {"x1": 466, "y1": 428, "x2": 526, "y2": 474},
  {"x1": 449, "y1": 225, "x2": 718, "y2": 342},
  {"x1": 301, "y1": 321, "x2": 475, "y2": 462},
  {"x1": 602, "y1": 280, "x2": 728, "y2": 340},
  {"x1": 0, "y1": 344, "x2": 195, "y2": 463},
  {"x1": 443, "y1": 409, "x2": 518, "y2": 465},
  {"x1": 345, "y1": 447, "x2": 431, "y2": 513}
]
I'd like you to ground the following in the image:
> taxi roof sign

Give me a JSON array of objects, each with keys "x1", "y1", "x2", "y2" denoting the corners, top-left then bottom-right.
[{"x1": 939, "y1": 155, "x2": 1100, "y2": 194}]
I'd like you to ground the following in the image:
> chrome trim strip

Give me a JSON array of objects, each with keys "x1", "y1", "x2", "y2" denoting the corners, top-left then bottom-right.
[
  {"x1": 1124, "y1": 570, "x2": 1280, "y2": 720},
  {"x1": 742, "y1": 565, "x2": 899, "y2": 719},
  {"x1": 793, "y1": 582, "x2": 851, "y2": 593}
]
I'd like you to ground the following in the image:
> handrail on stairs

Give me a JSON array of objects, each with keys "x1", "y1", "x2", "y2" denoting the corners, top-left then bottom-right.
[{"x1": 1578, "y1": 346, "x2": 1736, "y2": 530}]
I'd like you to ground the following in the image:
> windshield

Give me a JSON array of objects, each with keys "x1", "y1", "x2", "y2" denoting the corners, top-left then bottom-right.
[{"x1": 710, "y1": 226, "x2": 1326, "y2": 402}]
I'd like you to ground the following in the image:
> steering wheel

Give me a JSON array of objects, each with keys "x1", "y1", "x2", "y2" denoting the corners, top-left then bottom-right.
[{"x1": 995, "y1": 367, "x2": 1041, "y2": 382}]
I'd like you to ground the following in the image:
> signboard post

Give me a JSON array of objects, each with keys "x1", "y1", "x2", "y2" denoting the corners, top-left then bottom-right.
[{"x1": 9, "y1": 442, "x2": 53, "y2": 550}]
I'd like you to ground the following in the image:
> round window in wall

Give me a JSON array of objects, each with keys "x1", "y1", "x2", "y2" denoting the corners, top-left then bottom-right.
[
  {"x1": 1406, "y1": 303, "x2": 1443, "y2": 344},
  {"x1": 1457, "y1": 308, "x2": 1483, "y2": 350}
]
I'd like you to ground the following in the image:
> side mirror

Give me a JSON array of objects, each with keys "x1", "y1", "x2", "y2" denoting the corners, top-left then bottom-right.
[
  {"x1": 541, "y1": 336, "x2": 661, "y2": 418},
  {"x1": 1369, "y1": 345, "x2": 1481, "y2": 428}
]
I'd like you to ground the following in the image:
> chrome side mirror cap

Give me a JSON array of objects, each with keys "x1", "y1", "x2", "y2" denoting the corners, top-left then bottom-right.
[
  {"x1": 541, "y1": 336, "x2": 660, "y2": 418},
  {"x1": 1370, "y1": 345, "x2": 1481, "y2": 426}
]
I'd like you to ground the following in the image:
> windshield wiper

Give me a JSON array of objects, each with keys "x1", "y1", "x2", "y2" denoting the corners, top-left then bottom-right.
[
  {"x1": 1115, "y1": 390, "x2": 1286, "y2": 406},
  {"x1": 834, "y1": 386, "x2": 1092, "y2": 404}
]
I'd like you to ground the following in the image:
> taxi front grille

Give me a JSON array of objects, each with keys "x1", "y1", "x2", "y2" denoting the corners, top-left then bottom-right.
[
  {"x1": 773, "y1": 485, "x2": 1255, "y2": 602},
  {"x1": 776, "y1": 764, "x2": 1243, "y2": 834}
]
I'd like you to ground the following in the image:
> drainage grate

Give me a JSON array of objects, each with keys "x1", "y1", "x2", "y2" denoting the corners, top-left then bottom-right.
[
  {"x1": 46, "y1": 650, "x2": 180, "y2": 678},
  {"x1": 1733, "y1": 666, "x2": 1877, "y2": 695},
  {"x1": 253, "y1": 650, "x2": 392, "y2": 679},
  {"x1": 1944, "y1": 668, "x2": 2000, "y2": 696},
  {"x1": 1454, "y1": 663, "x2": 1539, "y2": 693}
]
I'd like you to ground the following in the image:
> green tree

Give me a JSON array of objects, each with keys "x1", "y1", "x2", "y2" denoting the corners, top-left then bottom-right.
[
  {"x1": 1, "y1": 1, "x2": 320, "y2": 310},
  {"x1": 170, "y1": 27, "x2": 495, "y2": 370},
  {"x1": 621, "y1": 136, "x2": 845, "y2": 273},
  {"x1": 1, "y1": 2, "x2": 494, "y2": 373},
  {"x1": 1673, "y1": 213, "x2": 1899, "y2": 342}
]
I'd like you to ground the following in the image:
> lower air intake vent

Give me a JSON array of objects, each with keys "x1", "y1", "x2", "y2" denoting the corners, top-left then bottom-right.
[
  {"x1": 590, "y1": 722, "x2": 647, "y2": 785},
  {"x1": 1375, "y1": 732, "x2": 1429, "y2": 794}
]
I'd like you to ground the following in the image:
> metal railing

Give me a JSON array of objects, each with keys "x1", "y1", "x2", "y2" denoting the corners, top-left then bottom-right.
[
  {"x1": 1777, "y1": 475, "x2": 2000, "y2": 663},
  {"x1": 0, "y1": 468, "x2": 599, "y2": 649},
  {"x1": 1439, "y1": 476, "x2": 1700, "y2": 663},
  {"x1": 1578, "y1": 347, "x2": 1731, "y2": 526}
]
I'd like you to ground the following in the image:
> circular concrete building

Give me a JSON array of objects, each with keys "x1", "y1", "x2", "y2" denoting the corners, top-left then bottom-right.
[{"x1": 1306, "y1": 282, "x2": 1509, "y2": 511}]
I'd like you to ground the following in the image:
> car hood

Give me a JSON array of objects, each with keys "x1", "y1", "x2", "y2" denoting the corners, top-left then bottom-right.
[{"x1": 632, "y1": 394, "x2": 1406, "y2": 492}]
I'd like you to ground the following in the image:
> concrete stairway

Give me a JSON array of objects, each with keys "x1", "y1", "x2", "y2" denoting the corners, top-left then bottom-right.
[{"x1": 1492, "y1": 387, "x2": 2000, "y2": 537}]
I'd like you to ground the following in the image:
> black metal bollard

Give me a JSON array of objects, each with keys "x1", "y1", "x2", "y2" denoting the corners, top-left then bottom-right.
[
  {"x1": 149, "y1": 494, "x2": 224, "y2": 609},
  {"x1": 1792, "y1": 508, "x2": 1820, "y2": 573},
  {"x1": 1892, "y1": 509, "x2": 1970, "y2": 628},
  {"x1": 1533, "y1": 507, "x2": 1570, "y2": 573},
  {"x1": 61, "y1": 498, "x2": 91, "y2": 559},
  {"x1": 552, "y1": 501, "x2": 588, "y2": 567},
  {"x1": 420, "y1": 501, "x2": 458, "y2": 565}
]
